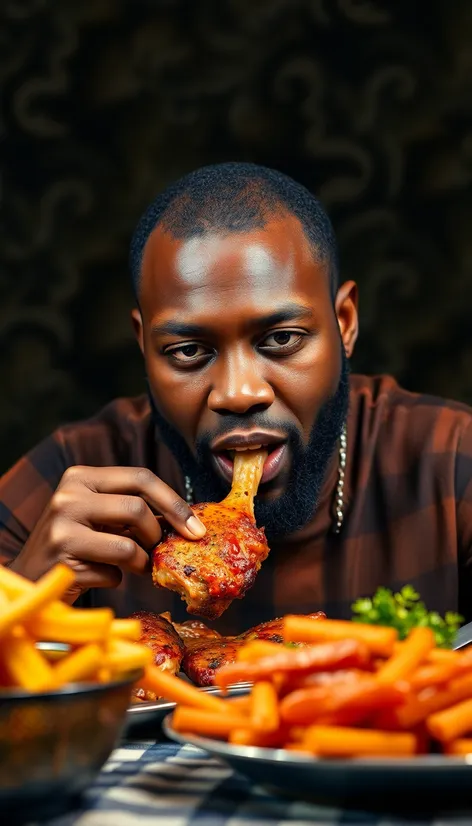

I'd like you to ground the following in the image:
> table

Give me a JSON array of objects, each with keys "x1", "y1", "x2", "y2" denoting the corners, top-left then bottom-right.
[{"x1": 26, "y1": 741, "x2": 472, "y2": 826}]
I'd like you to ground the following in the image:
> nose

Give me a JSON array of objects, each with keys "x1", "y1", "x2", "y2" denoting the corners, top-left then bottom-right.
[{"x1": 207, "y1": 349, "x2": 275, "y2": 415}]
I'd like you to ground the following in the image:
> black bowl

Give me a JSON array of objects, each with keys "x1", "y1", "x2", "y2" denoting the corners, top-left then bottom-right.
[{"x1": 0, "y1": 670, "x2": 141, "y2": 823}]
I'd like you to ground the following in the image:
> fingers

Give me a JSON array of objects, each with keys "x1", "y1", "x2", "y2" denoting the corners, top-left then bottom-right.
[
  {"x1": 64, "y1": 559, "x2": 123, "y2": 597},
  {"x1": 75, "y1": 493, "x2": 161, "y2": 550},
  {"x1": 59, "y1": 466, "x2": 206, "y2": 539},
  {"x1": 52, "y1": 522, "x2": 151, "y2": 576}
]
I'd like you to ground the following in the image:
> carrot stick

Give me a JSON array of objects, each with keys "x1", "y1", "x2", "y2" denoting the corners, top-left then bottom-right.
[
  {"x1": 228, "y1": 727, "x2": 287, "y2": 748},
  {"x1": 409, "y1": 662, "x2": 461, "y2": 691},
  {"x1": 236, "y1": 641, "x2": 287, "y2": 662},
  {"x1": 445, "y1": 739, "x2": 472, "y2": 756},
  {"x1": 397, "y1": 672, "x2": 472, "y2": 729},
  {"x1": 283, "y1": 616, "x2": 397, "y2": 657},
  {"x1": 137, "y1": 665, "x2": 229, "y2": 712},
  {"x1": 280, "y1": 677, "x2": 408, "y2": 726},
  {"x1": 250, "y1": 680, "x2": 280, "y2": 732},
  {"x1": 427, "y1": 697, "x2": 472, "y2": 742},
  {"x1": 226, "y1": 696, "x2": 251, "y2": 712},
  {"x1": 284, "y1": 742, "x2": 313, "y2": 754},
  {"x1": 281, "y1": 668, "x2": 367, "y2": 696},
  {"x1": 376, "y1": 628, "x2": 435, "y2": 685},
  {"x1": 303, "y1": 725, "x2": 416, "y2": 757},
  {"x1": 214, "y1": 638, "x2": 370, "y2": 689},
  {"x1": 172, "y1": 706, "x2": 247, "y2": 739},
  {"x1": 427, "y1": 649, "x2": 461, "y2": 665}
]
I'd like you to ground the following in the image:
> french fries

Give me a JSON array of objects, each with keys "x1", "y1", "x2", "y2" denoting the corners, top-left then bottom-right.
[
  {"x1": 0, "y1": 563, "x2": 156, "y2": 692},
  {"x1": 163, "y1": 614, "x2": 472, "y2": 758}
]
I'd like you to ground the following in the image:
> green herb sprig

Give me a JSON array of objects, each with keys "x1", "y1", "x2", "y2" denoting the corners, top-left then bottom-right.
[{"x1": 351, "y1": 585, "x2": 462, "y2": 649}]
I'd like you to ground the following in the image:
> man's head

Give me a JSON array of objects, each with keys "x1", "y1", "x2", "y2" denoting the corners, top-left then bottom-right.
[{"x1": 130, "y1": 162, "x2": 358, "y2": 539}]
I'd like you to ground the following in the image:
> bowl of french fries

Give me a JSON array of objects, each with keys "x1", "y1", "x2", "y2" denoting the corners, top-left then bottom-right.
[
  {"x1": 0, "y1": 563, "x2": 155, "y2": 821},
  {"x1": 157, "y1": 613, "x2": 472, "y2": 809}
]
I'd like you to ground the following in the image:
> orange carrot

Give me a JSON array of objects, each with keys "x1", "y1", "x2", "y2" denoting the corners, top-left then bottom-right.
[
  {"x1": 445, "y1": 739, "x2": 472, "y2": 756},
  {"x1": 250, "y1": 680, "x2": 280, "y2": 732},
  {"x1": 303, "y1": 725, "x2": 416, "y2": 757},
  {"x1": 427, "y1": 697, "x2": 472, "y2": 742},
  {"x1": 284, "y1": 741, "x2": 313, "y2": 754},
  {"x1": 371, "y1": 707, "x2": 403, "y2": 731},
  {"x1": 427, "y1": 649, "x2": 461, "y2": 665},
  {"x1": 138, "y1": 665, "x2": 229, "y2": 713},
  {"x1": 228, "y1": 727, "x2": 287, "y2": 748},
  {"x1": 172, "y1": 706, "x2": 248, "y2": 739},
  {"x1": 396, "y1": 672, "x2": 472, "y2": 729},
  {"x1": 280, "y1": 677, "x2": 408, "y2": 726},
  {"x1": 214, "y1": 638, "x2": 370, "y2": 689},
  {"x1": 282, "y1": 668, "x2": 368, "y2": 695},
  {"x1": 283, "y1": 616, "x2": 397, "y2": 657},
  {"x1": 409, "y1": 661, "x2": 461, "y2": 691},
  {"x1": 237, "y1": 641, "x2": 286, "y2": 661},
  {"x1": 376, "y1": 628, "x2": 435, "y2": 685},
  {"x1": 227, "y1": 696, "x2": 251, "y2": 712}
]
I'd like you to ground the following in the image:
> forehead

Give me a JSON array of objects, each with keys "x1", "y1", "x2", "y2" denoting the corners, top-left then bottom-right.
[{"x1": 139, "y1": 214, "x2": 331, "y2": 320}]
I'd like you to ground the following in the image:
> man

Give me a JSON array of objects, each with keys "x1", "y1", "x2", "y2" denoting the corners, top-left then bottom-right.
[{"x1": 1, "y1": 162, "x2": 472, "y2": 633}]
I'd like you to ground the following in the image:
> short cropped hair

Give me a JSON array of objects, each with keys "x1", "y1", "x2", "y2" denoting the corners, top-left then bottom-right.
[{"x1": 129, "y1": 161, "x2": 339, "y2": 298}]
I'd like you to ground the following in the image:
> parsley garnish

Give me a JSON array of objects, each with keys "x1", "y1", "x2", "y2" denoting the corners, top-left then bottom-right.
[{"x1": 351, "y1": 585, "x2": 463, "y2": 649}]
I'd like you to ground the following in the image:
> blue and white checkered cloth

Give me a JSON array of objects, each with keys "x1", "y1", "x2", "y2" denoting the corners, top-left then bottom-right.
[{"x1": 29, "y1": 741, "x2": 472, "y2": 826}]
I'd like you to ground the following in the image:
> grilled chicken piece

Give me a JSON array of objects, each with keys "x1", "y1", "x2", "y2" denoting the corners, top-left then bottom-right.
[
  {"x1": 160, "y1": 612, "x2": 222, "y2": 647},
  {"x1": 152, "y1": 450, "x2": 269, "y2": 619},
  {"x1": 182, "y1": 637, "x2": 244, "y2": 686},
  {"x1": 130, "y1": 610, "x2": 185, "y2": 703},
  {"x1": 171, "y1": 619, "x2": 222, "y2": 650},
  {"x1": 182, "y1": 612, "x2": 326, "y2": 686}
]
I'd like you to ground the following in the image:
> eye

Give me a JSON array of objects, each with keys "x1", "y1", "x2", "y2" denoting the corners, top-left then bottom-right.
[
  {"x1": 258, "y1": 330, "x2": 305, "y2": 355},
  {"x1": 164, "y1": 342, "x2": 213, "y2": 365}
]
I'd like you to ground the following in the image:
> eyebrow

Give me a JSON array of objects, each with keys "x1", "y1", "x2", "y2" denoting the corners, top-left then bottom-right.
[{"x1": 151, "y1": 303, "x2": 314, "y2": 338}]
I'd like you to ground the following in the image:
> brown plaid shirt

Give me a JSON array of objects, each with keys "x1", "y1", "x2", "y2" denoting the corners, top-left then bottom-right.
[{"x1": 1, "y1": 374, "x2": 472, "y2": 634}]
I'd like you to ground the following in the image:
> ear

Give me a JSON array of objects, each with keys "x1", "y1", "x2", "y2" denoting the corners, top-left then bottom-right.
[
  {"x1": 334, "y1": 280, "x2": 358, "y2": 358},
  {"x1": 131, "y1": 308, "x2": 144, "y2": 355}
]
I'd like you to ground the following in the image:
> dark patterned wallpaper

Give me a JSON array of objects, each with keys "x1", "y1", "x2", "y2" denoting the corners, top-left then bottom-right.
[{"x1": 2, "y1": 0, "x2": 472, "y2": 473}]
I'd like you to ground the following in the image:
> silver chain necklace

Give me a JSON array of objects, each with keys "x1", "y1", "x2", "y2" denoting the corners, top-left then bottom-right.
[{"x1": 184, "y1": 421, "x2": 348, "y2": 534}]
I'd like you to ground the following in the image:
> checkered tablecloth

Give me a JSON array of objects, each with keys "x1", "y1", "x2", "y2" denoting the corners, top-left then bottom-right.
[{"x1": 26, "y1": 741, "x2": 472, "y2": 826}]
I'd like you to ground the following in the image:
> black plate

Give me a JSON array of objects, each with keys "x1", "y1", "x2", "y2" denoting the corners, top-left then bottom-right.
[
  {"x1": 124, "y1": 683, "x2": 252, "y2": 738},
  {"x1": 163, "y1": 715, "x2": 472, "y2": 813}
]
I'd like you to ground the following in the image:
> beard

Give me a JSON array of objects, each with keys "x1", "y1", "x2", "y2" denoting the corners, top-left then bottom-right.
[{"x1": 148, "y1": 348, "x2": 350, "y2": 541}]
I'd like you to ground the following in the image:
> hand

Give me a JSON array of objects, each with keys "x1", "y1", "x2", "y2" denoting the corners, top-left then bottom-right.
[{"x1": 10, "y1": 466, "x2": 206, "y2": 602}]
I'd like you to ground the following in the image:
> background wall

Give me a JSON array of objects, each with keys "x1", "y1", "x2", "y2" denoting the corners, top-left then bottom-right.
[{"x1": 2, "y1": 0, "x2": 472, "y2": 472}]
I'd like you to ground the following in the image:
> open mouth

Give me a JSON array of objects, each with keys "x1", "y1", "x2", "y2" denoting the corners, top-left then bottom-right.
[{"x1": 212, "y1": 443, "x2": 288, "y2": 486}]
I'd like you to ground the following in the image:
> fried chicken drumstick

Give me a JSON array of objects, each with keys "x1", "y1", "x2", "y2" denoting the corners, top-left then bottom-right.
[
  {"x1": 152, "y1": 450, "x2": 269, "y2": 619},
  {"x1": 130, "y1": 611, "x2": 184, "y2": 702}
]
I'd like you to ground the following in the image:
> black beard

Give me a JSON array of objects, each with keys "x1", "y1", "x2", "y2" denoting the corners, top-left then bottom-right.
[{"x1": 147, "y1": 349, "x2": 350, "y2": 542}]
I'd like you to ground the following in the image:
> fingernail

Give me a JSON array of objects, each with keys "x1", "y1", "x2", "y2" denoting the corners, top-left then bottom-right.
[{"x1": 186, "y1": 515, "x2": 206, "y2": 537}]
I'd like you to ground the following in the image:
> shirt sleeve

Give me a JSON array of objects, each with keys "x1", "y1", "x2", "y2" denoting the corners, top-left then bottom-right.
[{"x1": 0, "y1": 433, "x2": 69, "y2": 565}]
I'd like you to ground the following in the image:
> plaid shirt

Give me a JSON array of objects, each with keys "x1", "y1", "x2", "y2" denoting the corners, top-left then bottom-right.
[{"x1": 1, "y1": 374, "x2": 472, "y2": 634}]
